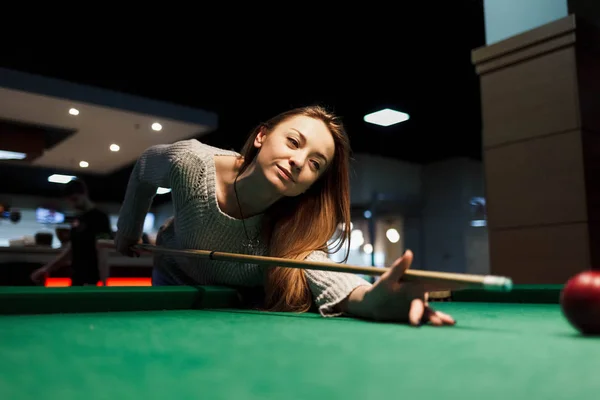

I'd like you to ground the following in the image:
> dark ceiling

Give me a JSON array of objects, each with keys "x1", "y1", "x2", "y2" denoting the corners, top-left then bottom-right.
[{"x1": 0, "y1": 2, "x2": 486, "y2": 205}]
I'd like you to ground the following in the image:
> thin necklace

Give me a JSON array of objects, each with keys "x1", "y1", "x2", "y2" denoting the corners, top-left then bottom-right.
[{"x1": 234, "y1": 173, "x2": 261, "y2": 250}]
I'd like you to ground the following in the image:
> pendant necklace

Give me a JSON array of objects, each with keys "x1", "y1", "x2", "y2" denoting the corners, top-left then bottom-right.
[{"x1": 234, "y1": 174, "x2": 261, "y2": 251}]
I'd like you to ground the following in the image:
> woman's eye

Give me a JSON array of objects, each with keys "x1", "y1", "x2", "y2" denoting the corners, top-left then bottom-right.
[
  {"x1": 288, "y1": 138, "x2": 299, "y2": 147},
  {"x1": 311, "y1": 161, "x2": 321, "y2": 170}
]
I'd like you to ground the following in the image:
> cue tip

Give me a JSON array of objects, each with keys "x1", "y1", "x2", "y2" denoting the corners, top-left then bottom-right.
[{"x1": 483, "y1": 276, "x2": 513, "y2": 292}]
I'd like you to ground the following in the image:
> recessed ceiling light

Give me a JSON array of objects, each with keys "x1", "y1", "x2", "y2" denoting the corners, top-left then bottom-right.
[
  {"x1": 0, "y1": 150, "x2": 26, "y2": 160},
  {"x1": 48, "y1": 174, "x2": 76, "y2": 184},
  {"x1": 151, "y1": 122, "x2": 162, "y2": 131},
  {"x1": 156, "y1": 187, "x2": 171, "y2": 195},
  {"x1": 363, "y1": 108, "x2": 409, "y2": 127},
  {"x1": 110, "y1": 144, "x2": 120, "y2": 152},
  {"x1": 69, "y1": 108, "x2": 79, "y2": 116},
  {"x1": 79, "y1": 161, "x2": 89, "y2": 168}
]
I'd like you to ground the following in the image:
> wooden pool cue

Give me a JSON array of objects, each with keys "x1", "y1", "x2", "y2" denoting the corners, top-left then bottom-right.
[{"x1": 97, "y1": 240, "x2": 513, "y2": 292}]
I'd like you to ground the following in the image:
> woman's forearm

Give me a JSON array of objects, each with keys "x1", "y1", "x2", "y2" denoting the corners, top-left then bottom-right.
[{"x1": 117, "y1": 144, "x2": 175, "y2": 240}]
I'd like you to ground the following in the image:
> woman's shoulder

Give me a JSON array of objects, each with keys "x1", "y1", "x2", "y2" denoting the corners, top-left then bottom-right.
[
  {"x1": 304, "y1": 249, "x2": 330, "y2": 262},
  {"x1": 162, "y1": 140, "x2": 240, "y2": 174},
  {"x1": 169, "y1": 139, "x2": 240, "y2": 160}
]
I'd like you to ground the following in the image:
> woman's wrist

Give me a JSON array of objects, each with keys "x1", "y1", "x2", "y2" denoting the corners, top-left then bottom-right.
[{"x1": 338, "y1": 285, "x2": 372, "y2": 318}]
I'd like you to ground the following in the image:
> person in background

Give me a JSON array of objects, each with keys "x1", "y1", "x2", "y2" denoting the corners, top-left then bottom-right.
[{"x1": 30, "y1": 179, "x2": 113, "y2": 286}]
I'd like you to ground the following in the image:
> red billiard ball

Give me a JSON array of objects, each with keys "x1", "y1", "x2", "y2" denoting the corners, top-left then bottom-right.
[{"x1": 560, "y1": 271, "x2": 600, "y2": 335}]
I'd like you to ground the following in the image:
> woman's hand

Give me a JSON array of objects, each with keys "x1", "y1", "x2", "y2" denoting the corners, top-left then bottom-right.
[
  {"x1": 342, "y1": 250, "x2": 456, "y2": 326},
  {"x1": 114, "y1": 233, "x2": 141, "y2": 257}
]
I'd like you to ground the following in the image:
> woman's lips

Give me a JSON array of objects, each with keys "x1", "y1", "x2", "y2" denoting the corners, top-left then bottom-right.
[{"x1": 277, "y1": 165, "x2": 294, "y2": 182}]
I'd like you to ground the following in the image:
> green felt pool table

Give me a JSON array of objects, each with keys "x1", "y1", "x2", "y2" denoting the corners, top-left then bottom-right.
[{"x1": 1, "y1": 285, "x2": 599, "y2": 399}]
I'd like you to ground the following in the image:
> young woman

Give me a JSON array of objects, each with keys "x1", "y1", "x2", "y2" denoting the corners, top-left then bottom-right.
[{"x1": 115, "y1": 105, "x2": 455, "y2": 326}]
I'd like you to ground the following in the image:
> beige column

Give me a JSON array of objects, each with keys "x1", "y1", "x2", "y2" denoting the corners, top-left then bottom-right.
[{"x1": 471, "y1": 15, "x2": 600, "y2": 283}]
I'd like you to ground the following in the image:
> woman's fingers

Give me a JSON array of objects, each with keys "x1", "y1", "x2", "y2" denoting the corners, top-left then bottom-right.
[
  {"x1": 385, "y1": 250, "x2": 414, "y2": 283},
  {"x1": 421, "y1": 307, "x2": 456, "y2": 326},
  {"x1": 410, "y1": 302, "x2": 456, "y2": 327},
  {"x1": 435, "y1": 310, "x2": 456, "y2": 325},
  {"x1": 428, "y1": 313, "x2": 444, "y2": 326},
  {"x1": 409, "y1": 298, "x2": 425, "y2": 326}
]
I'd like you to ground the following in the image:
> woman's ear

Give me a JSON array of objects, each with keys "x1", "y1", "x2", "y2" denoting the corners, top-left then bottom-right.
[{"x1": 254, "y1": 127, "x2": 266, "y2": 148}]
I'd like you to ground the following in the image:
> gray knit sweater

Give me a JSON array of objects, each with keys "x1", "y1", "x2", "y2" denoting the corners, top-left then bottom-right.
[{"x1": 117, "y1": 139, "x2": 371, "y2": 316}]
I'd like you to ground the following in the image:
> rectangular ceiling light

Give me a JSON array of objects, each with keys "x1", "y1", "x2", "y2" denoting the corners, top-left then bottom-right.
[
  {"x1": 0, "y1": 150, "x2": 27, "y2": 160},
  {"x1": 156, "y1": 187, "x2": 172, "y2": 194},
  {"x1": 48, "y1": 174, "x2": 76, "y2": 184},
  {"x1": 364, "y1": 108, "x2": 410, "y2": 127}
]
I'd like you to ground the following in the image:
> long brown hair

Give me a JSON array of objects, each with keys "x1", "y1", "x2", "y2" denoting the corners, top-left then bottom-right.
[{"x1": 236, "y1": 105, "x2": 352, "y2": 312}]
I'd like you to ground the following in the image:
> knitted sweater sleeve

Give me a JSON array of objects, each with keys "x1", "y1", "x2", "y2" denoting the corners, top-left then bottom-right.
[
  {"x1": 304, "y1": 250, "x2": 373, "y2": 317},
  {"x1": 117, "y1": 139, "x2": 203, "y2": 241}
]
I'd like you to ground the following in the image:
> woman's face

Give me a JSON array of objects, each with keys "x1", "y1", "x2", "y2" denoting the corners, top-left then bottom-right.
[{"x1": 253, "y1": 115, "x2": 336, "y2": 197}]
